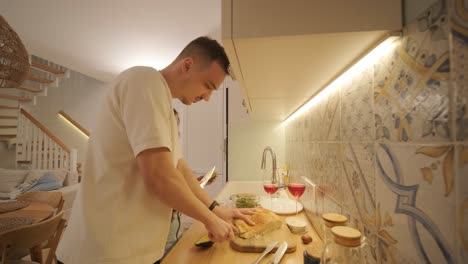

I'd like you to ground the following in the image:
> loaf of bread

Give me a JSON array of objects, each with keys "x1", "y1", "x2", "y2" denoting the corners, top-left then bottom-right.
[{"x1": 234, "y1": 207, "x2": 282, "y2": 239}]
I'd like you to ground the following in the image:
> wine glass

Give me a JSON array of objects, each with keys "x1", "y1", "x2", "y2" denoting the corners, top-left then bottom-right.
[
  {"x1": 287, "y1": 175, "x2": 306, "y2": 214},
  {"x1": 262, "y1": 169, "x2": 279, "y2": 211}
]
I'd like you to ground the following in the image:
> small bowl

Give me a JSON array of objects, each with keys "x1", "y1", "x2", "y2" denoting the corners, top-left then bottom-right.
[
  {"x1": 230, "y1": 193, "x2": 259, "y2": 208},
  {"x1": 285, "y1": 216, "x2": 307, "y2": 234}
]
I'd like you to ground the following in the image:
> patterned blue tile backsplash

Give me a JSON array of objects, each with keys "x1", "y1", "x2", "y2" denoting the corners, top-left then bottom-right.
[{"x1": 285, "y1": 1, "x2": 467, "y2": 263}]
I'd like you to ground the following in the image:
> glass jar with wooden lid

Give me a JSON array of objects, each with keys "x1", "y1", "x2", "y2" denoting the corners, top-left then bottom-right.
[
  {"x1": 303, "y1": 242, "x2": 322, "y2": 264},
  {"x1": 321, "y1": 213, "x2": 347, "y2": 244},
  {"x1": 321, "y1": 226, "x2": 366, "y2": 264}
]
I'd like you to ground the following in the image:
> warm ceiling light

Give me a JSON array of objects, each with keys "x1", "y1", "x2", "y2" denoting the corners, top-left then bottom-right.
[
  {"x1": 282, "y1": 33, "x2": 400, "y2": 125},
  {"x1": 58, "y1": 110, "x2": 90, "y2": 138}
]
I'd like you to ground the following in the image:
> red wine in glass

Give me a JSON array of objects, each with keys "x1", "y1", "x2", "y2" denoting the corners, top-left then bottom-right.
[
  {"x1": 287, "y1": 183, "x2": 305, "y2": 198},
  {"x1": 287, "y1": 178, "x2": 305, "y2": 214},
  {"x1": 263, "y1": 183, "x2": 279, "y2": 195},
  {"x1": 263, "y1": 182, "x2": 279, "y2": 210}
]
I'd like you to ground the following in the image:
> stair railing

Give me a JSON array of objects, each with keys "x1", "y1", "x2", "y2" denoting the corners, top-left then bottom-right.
[{"x1": 16, "y1": 108, "x2": 70, "y2": 170}]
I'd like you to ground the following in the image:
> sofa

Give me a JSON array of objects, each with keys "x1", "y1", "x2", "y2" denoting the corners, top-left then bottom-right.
[{"x1": 0, "y1": 168, "x2": 79, "y2": 220}]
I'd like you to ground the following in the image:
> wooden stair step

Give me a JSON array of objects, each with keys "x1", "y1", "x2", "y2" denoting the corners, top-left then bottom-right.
[
  {"x1": 0, "y1": 134, "x2": 16, "y2": 138},
  {"x1": 16, "y1": 160, "x2": 31, "y2": 164},
  {"x1": 0, "y1": 115, "x2": 17, "y2": 119},
  {"x1": 0, "y1": 127, "x2": 16, "y2": 134},
  {"x1": 0, "y1": 105, "x2": 18, "y2": 109},
  {"x1": 31, "y1": 61, "x2": 66, "y2": 75},
  {"x1": 0, "y1": 93, "x2": 31, "y2": 102},
  {"x1": 18, "y1": 85, "x2": 42, "y2": 93},
  {"x1": 27, "y1": 73, "x2": 54, "y2": 84},
  {"x1": 0, "y1": 125, "x2": 17, "y2": 128}
]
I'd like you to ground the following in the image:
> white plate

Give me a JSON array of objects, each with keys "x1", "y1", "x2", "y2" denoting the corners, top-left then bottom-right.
[{"x1": 259, "y1": 197, "x2": 303, "y2": 214}]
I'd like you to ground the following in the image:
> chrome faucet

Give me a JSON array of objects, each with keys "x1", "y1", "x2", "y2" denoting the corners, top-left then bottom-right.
[{"x1": 261, "y1": 146, "x2": 277, "y2": 184}]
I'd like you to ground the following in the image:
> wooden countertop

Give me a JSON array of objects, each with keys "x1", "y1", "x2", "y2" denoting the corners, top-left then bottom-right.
[{"x1": 162, "y1": 211, "x2": 323, "y2": 264}]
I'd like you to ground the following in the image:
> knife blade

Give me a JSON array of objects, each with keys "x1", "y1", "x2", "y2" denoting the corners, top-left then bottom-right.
[
  {"x1": 270, "y1": 241, "x2": 288, "y2": 264},
  {"x1": 199, "y1": 166, "x2": 216, "y2": 189},
  {"x1": 251, "y1": 240, "x2": 278, "y2": 264}
]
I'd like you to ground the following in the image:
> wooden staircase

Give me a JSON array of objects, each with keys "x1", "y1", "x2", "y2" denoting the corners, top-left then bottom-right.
[{"x1": 0, "y1": 56, "x2": 69, "y2": 167}]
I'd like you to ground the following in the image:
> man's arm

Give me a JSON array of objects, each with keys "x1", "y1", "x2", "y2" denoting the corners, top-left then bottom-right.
[
  {"x1": 177, "y1": 159, "x2": 256, "y2": 225},
  {"x1": 136, "y1": 147, "x2": 234, "y2": 242},
  {"x1": 176, "y1": 159, "x2": 213, "y2": 207}
]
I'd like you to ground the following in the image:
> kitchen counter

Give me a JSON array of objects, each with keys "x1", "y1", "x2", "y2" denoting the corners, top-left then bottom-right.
[{"x1": 162, "y1": 181, "x2": 323, "y2": 264}]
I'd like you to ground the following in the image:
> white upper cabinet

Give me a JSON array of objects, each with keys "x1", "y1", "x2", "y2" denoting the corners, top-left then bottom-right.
[{"x1": 222, "y1": 0, "x2": 402, "y2": 121}]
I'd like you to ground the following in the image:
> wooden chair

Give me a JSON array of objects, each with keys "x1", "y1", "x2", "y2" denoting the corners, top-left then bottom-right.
[
  {"x1": 0, "y1": 212, "x2": 65, "y2": 264},
  {"x1": 16, "y1": 192, "x2": 64, "y2": 213}
]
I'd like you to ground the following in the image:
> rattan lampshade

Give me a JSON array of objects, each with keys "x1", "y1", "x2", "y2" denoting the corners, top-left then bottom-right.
[{"x1": 0, "y1": 15, "x2": 30, "y2": 88}]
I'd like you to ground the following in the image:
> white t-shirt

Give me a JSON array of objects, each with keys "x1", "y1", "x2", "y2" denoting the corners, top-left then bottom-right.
[{"x1": 57, "y1": 67, "x2": 183, "y2": 263}]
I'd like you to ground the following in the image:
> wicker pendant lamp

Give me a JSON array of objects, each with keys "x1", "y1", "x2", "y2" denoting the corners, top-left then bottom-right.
[{"x1": 0, "y1": 15, "x2": 30, "y2": 88}]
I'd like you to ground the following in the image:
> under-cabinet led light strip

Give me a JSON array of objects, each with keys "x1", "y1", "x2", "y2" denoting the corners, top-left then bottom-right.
[{"x1": 282, "y1": 34, "x2": 400, "y2": 124}]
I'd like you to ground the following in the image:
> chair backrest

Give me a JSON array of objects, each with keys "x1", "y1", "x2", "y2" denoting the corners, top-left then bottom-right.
[
  {"x1": 0, "y1": 212, "x2": 65, "y2": 264},
  {"x1": 16, "y1": 192, "x2": 64, "y2": 213}
]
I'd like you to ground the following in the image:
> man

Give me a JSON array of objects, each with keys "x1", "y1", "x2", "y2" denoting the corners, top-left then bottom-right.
[{"x1": 57, "y1": 37, "x2": 254, "y2": 264}]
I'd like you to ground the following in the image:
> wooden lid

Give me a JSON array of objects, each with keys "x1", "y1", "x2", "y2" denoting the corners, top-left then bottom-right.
[
  {"x1": 321, "y1": 213, "x2": 347, "y2": 228},
  {"x1": 305, "y1": 242, "x2": 322, "y2": 259},
  {"x1": 331, "y1": 226, "x2": 362, "y2": 247}
]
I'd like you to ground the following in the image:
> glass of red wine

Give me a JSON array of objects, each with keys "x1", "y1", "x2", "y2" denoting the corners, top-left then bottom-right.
[
  {"x1": 287, "y1": 176, "x2": 306, "y2": 215},
  {"x1": 262, "y1": 169, "x2": 279, "y2": 211}
]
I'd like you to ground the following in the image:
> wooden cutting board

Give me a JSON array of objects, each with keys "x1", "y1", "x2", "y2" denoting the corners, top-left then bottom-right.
[{"x1": 230, "y1": 222, "x2": 297, "y2": 253}]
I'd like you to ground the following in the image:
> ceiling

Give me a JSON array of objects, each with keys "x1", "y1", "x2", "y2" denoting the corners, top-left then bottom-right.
[{"x1": 0, "y1": 0, "x2": 222, "y2": 82}]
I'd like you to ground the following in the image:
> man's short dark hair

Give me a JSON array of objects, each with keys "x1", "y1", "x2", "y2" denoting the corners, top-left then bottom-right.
[{"x1": 176, "y1": 36, "x2": 230, "y2": 75}]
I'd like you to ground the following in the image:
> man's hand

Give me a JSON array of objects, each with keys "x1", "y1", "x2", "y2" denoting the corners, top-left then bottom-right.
[
  {"x1": 203, "y1": 215, "x2": 235, "y2": 242},
  {"x1": 212, "y1": 206, "x2": 256, "y2": 226},
  {"x1": 196, "y1": 173, "x2": 217, "y2": 186}
]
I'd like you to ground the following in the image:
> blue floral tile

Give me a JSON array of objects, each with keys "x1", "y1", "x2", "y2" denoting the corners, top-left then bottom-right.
[
  {"x1": 307, "y1": 142, "x2": 322, "y2": 186},
  {"x1": 307, "y1": 188, "x2": 326, "y2": 239},
  {"x1": 377, "y1": 239, "x2": 419, "y2": 264},
  {"x1": 374, "y1": 2, "x2": 451, "y2": 142},
  {"x1": 456, "y1": 144, "x2": 468, "y2": 263},
  {"x1": 307, "y1": 86, "x2": 340, "y2": 141},
  {"x1": 307, "y1": 103, "x2": 321, "y2": 141},
  {"x1": 375, "y1": 143, "x2": 456, "y2": 263},
  {"x1": 323, "y1": 192, "x2": 341, "y2": 215},
  {"x1": 342, "y1": 143, "x2": 376, "y2": 232},
  {"x1": 341, "y1": 65, "x2": 374, "y2": 141},
  {"x1": 323, "y1": 88, "x2": 341, "y2": 141},
  {"x1": 317, "y1": 143, "x2": 343, "y2": 203}
]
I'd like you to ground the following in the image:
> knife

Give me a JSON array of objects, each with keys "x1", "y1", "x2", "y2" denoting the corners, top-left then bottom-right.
[
  {"x1": 199, "y1": 166, "x2": 216, "y2": 189},
  {"x1": 269, "y1": 241, "x2": 288, "y2": 264},
  {"x1": 251, "y1": 241, "x2": 278, "y2": 264}
]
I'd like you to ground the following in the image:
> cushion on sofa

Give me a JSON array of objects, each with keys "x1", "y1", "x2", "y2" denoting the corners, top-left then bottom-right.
[
  {"x1": 22, "y1": 170, "x2": 67, "y2": 188},
  {"x1": 8, "y1": 169, "x2": 68, "y2": 199},
  {"x1": 0, "y1": 168, "x2": 29, "y2": 193},
  {"x1": 28, "y1": 173, "x2": 63, "y2": 191}
]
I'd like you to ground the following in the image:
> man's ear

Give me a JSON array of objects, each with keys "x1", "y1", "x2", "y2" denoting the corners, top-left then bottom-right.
[{"x1": 182, "y1": 58, "x2": 194, "y2": 73}]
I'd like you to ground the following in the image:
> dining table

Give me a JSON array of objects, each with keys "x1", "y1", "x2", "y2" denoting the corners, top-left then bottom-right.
[
  {"x1": 0, "y1": 201, "x2": 54, "y2": 222},
  {"x1": 0, "y1": 200, "x2": 55, "y2": 262}
]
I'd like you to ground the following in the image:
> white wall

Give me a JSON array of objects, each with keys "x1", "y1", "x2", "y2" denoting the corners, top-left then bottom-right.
[
  {"x1": 23, "y1": 70, "x2": 105, "y2": 164},
  {"x1": 0, "y1": 143, "x2": 16, "y2": 169},
  {"x1": 228, "y1": 120, "x2": 284, "y2": 181},
  {"x1": 227, "y1": 80, "x2": 285, "y2": 181}
]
